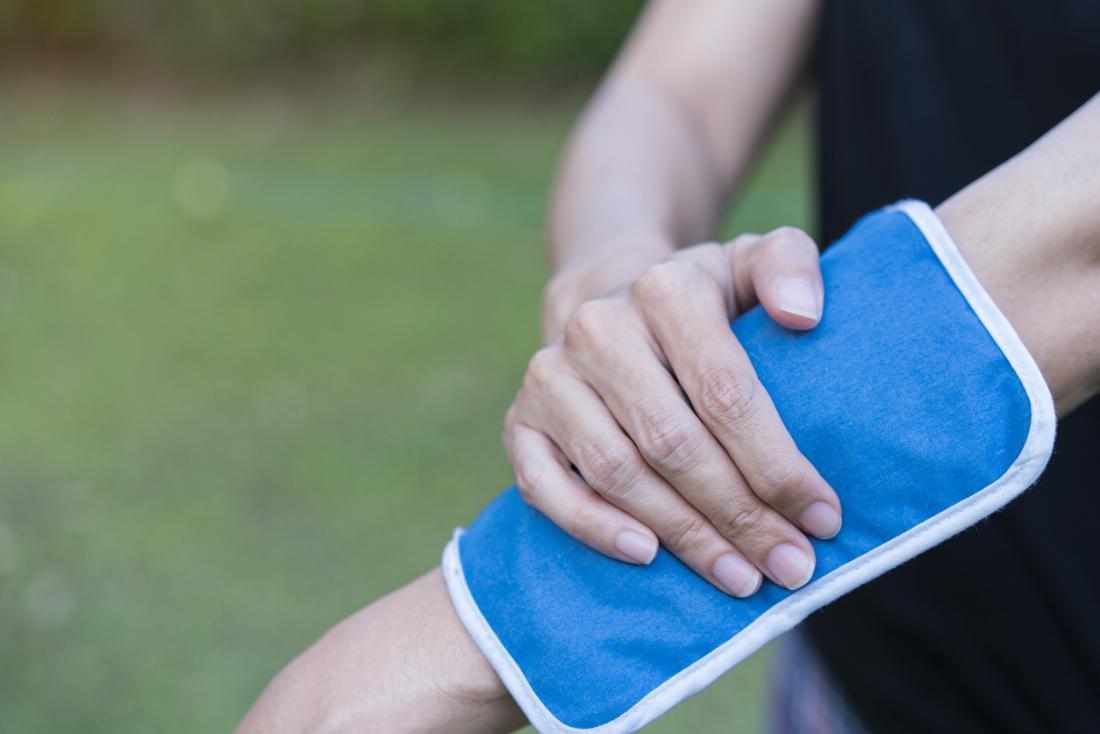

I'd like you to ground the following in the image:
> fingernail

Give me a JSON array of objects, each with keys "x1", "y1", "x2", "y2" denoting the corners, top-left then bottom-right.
[
  {"x1": 767, "y1": 543, "x2": 814, "y2": 589},
  {"x1": 713, "y1": 553, "x2": 763, "y2": 597},
  {"x1": 800, "y1": 501, "x2": 842, "y2": 539},
  {"x1": 614, "y1": 530, "x2": 658, "y2": 565},
  {"x1": 776, "y1": 277, "x2": 820, "y2": 320}
]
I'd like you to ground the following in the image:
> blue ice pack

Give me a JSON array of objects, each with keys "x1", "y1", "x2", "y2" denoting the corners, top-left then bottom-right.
[{"x1": 442, "y1": 201, "x2": 1055, "y2": 733}]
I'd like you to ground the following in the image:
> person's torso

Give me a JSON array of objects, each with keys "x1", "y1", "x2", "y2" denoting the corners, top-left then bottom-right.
[{"x1": 809, "y1": 1, "x2": 1100, "y2": 731}]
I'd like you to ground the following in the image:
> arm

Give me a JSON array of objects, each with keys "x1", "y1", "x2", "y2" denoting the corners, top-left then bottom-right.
[
  {"x1": 543, "y1": 0, "x2": 819, "y2": 338},
  {"x1": 510, "y1": 0, "x2": 841, "y2": 599},
  {"x1": 937, "y1": 91, "x2": 1100, "y2": 413},
  {"x1": 513, "y1": 0, "x2": 1100, "y2": 597},
  {"x1": 239, "y1": 94, "x2": 1100, "y2": 734},
  {"x1": 236, "y1": 569, "x2": 524, "y2": 734}
]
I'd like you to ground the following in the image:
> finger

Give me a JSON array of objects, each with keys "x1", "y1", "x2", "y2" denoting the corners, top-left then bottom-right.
[
  {"x1": 521, "y1": 359, "x2": 763, "y2": 597},
  {"x1": 638, "y1": 260, "x2": 843, "y2": 558},
  {"x1": 554, "y1": 264, "x2": 805, "y2": 589},
  {"x1": 729, "y1": 227, "x2": 824, "y2": 330},
  {"x1": 506, "y1": 423, "x2": 659, "y2": 565}
]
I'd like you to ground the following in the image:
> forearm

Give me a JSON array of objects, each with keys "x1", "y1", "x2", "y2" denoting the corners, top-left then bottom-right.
[
  {"x1": 542, "y1": 72, "x2": 728, "y2": 339},
  {"x1": 548, "y1": 73, "x2": 720, "y2": 282},
  {"x1": 938, "y1": 91, "x2": 1100, "y2": 413},
  {"x1": 543, "y1": 0, "x2": 818, "y2": 337},
  {"x1": 237, "y1": 569, "x2": 523, "y2": 734}
]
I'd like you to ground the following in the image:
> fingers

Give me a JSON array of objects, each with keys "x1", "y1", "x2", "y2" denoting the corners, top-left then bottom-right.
[
  {"x1": 508, "y1": 228, "x2": 832, "y2": 597},
  {"x1": 507, "y1": 350, "x2": 763, "y2": 597},
  {"x1": 558, "y1": 292, "x2": 808, "y2": 589},
  {"x1": 506, "y1": 422, "x2": 659, "y2": 565},
  {"x1": 615, "y1": 257, "x2": 833, "y2": 588},
  {"x1": 729, "y1": 227, "x2": 824, "y2": 330},
  {"x1": 634, "y1": 254, "x2": 842, "y2": 564}
]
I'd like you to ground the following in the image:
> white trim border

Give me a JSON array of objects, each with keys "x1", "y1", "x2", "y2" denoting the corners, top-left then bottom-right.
[{"x1": 442, "y1": 200, "x2": 1057, "y2": 734}]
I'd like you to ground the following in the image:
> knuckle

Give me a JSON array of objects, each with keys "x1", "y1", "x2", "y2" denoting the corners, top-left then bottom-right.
[
  {"x1": 676, "y1": 241, "x2": 725, "y2": 269},
  {"x1": 717, "y1": 502, "x2": 767, "y2": 541},
  {"x1": 523, "y1": 347, "x2": 558, "y2": 391},
  {"x1": 661, "y1": 513, "x2": 711, "y2": 554},
  {"x1": 577, "y1": 440, "x2": 638, "y2": 496},
  {"x1": 757, "y1": 459, "x2": 808, "y2": 502},
  {"x1": 698, "y1": 366, "x2": 757, "y2": 426},
  {"x1": 636, "y1": 410, "x2": 704, "y2": 473},
  {"x1": 563, "y1": 299, "x2": 609, "y2": 348},
  {"x1": 562, "y1": 502, "x2": 595, "y2": 540},
  {"x1": 514, "y1": 460, "x2": 549, "y2": 503},
  {"x1": 768, "y1": 226, "x2": 818, "y2": 256},
  {"x1": 726, "y1": 233, "x2": 761, "y2": 263},
  {"x1": 697, "y1": 241, "x2": 726, "y2": 259},
  {"x1": 632, "y1": 261, "x2": 690, "y2": 305}
]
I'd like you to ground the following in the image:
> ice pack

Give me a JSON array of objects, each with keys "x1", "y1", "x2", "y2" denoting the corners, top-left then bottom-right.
[{"x1": 442, "y1": 201, "x2": 1055, "y2": 733}]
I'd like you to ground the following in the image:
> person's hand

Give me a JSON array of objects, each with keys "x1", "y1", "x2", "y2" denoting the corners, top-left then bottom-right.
[
  {"x1": 540, "y1": 234, "x2": 675, "y2": 343},
  {"x1": 504, "y1": 228, "x2": 840, "y2": 597}
]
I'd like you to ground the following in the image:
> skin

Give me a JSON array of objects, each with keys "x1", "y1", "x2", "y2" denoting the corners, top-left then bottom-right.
[
  {"x1": 238, "y1": 569, "x2": 525, "y2": 734},
  {"x1": 506, "y1": 0, "x2": 835, "y2": 595},
  {"x1": 241, "y1": 1, "x2": 1100, "y2": 731},
  {"x1": 239, "y1": 94, "x2": 1100, "y2": 734}
]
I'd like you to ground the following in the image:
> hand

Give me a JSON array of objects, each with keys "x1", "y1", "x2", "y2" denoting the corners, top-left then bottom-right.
[
  {"x1": 540, "y1": 234, "x2": 675, "y2": 343},
  {"x1": 504, "y1": 228, "x2": 841, "y2": 597}
]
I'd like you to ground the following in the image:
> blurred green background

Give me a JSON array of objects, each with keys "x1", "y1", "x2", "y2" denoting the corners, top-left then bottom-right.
[
  {"x1": 0, "y1": 3, "x2": 812, "y2": 732},
  {"x1": 2, "y1": 0, "x2": 645, "y2": 79}
]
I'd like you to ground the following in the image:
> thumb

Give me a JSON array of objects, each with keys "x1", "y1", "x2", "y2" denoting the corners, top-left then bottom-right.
[{"x1": 731, "y1": 226, "x2": 824, "y2": 331}]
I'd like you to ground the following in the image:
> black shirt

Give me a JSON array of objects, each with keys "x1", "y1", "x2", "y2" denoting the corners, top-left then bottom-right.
[{"x1": 807, "y1": 1, "x2": 1100, "y2": 732}]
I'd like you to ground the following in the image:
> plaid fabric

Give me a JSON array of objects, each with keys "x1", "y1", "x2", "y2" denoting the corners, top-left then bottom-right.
[{"x1": 767, "y1": 630, "x2": 870, "y2": 734}]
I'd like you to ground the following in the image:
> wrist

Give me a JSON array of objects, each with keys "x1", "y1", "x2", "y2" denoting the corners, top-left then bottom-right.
[
  {"x1": 543, "y1": 233, "x2": 675, "y2": 341},
  {"x1": 936, "y1": 196, "x2": 1100, "y2": 413},
  {"x1": 238, "y1": 570, "x2": 522, "y2": 734},
  {"x1": 934, "y1": 93, "x2": 1100, "y2": 414}
]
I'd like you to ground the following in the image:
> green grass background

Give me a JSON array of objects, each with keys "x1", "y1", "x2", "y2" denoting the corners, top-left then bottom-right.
[{"x1": 0, "y1": 82, "x2": 811, "y2": 732}]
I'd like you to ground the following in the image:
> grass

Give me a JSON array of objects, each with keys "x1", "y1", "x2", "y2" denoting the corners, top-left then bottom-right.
[{"x1": 0, "y1": 80, "x2": 811, "y2": 732}]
